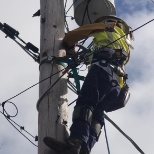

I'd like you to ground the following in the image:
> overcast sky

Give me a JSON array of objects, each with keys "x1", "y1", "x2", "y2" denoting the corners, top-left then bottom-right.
[{"x1": 0, "y1": 0, "x2": 154, "y2": 154}]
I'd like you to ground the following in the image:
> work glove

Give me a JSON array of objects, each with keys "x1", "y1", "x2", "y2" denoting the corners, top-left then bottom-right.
[{"x1": 62, "y1": 41, "x2": 77, "y2": 56}]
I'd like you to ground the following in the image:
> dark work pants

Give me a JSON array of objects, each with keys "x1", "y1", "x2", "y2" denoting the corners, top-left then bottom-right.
[{"x1": 70, "y1": 64, "x2": 121, "y2": 153}]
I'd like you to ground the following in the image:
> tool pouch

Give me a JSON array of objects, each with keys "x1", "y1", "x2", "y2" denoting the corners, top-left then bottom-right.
[{"x1": 105, "y1": 84, "x2": 130, "y2": 112}]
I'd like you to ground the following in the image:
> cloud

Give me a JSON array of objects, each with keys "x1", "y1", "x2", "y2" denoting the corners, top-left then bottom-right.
[
  {"x1": 0, "y1": 0, "x2": 154, "y2": 154},
  {"x1": 115, "y1": 0, "x2": 154, "y2": 19}
]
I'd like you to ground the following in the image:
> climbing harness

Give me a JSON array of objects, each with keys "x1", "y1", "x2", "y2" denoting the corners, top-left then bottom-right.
[{"x1": 39, "y1": 54, "x2": 85, "y2": 95}]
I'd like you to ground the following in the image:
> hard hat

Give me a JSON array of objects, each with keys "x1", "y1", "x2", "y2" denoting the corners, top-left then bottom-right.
[
  {"x1": 95, "y1": 15, "x2": 130, "y2": 35},
  {"x1": 95, "y1": 15, "x2": 134, "y2": 49}
]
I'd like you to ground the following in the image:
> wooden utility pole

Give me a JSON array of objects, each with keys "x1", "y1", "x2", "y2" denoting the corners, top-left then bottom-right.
[{"x1": 38, "y1": 0, "x2": 69, "y2": 154}]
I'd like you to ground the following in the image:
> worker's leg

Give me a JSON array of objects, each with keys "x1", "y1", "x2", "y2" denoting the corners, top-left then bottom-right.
[
  {"x1": 70, "y1": 65, "x2": 111, "y2": 154},
  {"x1": 70, "y1": 65, "x2": 110, "y2": 143},
  {"x1": 43, "y1": 65, "x2": 111, "y2": 154},
  {"x1": 79, "y1": 66, "x2": 121, "y2": 154},
  {"x1": 43, "y1": 65, "x2": 104, "y2": 154}
]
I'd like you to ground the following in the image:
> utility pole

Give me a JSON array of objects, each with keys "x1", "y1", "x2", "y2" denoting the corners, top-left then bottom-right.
[{"x1": 38, "y1": 0, "x2": 69, "y2": 154}]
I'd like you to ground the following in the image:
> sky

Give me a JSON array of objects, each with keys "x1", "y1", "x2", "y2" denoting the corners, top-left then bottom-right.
[{"x1": 0, "y1": 0, "x2": 154, "y2": 154}]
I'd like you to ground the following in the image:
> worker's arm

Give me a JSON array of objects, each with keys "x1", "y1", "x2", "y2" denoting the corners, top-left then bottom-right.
[{"x1": 62, "y1": 22, "x2": 115, "y2": 47}]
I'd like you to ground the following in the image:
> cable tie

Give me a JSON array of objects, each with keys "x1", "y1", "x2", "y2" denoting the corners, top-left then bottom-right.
[
  {"x1": 35, "y1": 136, "x2": 38, "y2": 141},
  {"x1": 6, "y1": 115, "x2": 10, "y2": 119},
  {"x1": 20, "y1": 126, "x2": 24, "y2": 131},
  {"x1": 1, "y1": 102, "x2": 6, "y2": 108}
]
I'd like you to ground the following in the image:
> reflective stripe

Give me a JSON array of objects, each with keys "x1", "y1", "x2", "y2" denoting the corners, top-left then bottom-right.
[
  {"x1": 91, "y1": 26, "x2": 129, "y2": 53},
  {"x1": 92, "y1": 62, "x2": 124, "y2": 88},
  {"x1": 90, "y1": 26, "x2": 129, "y2": 88}
]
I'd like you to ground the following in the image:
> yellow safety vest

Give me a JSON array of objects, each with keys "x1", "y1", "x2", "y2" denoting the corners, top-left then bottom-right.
[
  {"x1": 91, "y1": 26, "x2": 130, "y2": 88},
  {"x1": 92, "y1": 26, "x2": 129, "y2": 56}
]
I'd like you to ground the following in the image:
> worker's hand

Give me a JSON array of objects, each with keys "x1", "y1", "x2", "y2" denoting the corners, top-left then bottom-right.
[
  {"x1": 62, "y1": 41, "x2": 75, "y2": 51},
  {"x1": 62, "y1": 41, "x2": 77, "y2": 56}
]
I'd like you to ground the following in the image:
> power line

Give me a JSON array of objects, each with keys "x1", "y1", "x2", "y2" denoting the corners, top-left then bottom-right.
[
  {"x1": 0, "y1": 109, "x2": 38, "y2": 147},
  {"x1": 65, "y1": 0, "x2": 78, "y2": 14},
  {"x1": 1, "y1": 67, "x2": 66, "y2": 104},
  {"x1": 104, "y1": 114, "x2": 145, "y2": 154}
]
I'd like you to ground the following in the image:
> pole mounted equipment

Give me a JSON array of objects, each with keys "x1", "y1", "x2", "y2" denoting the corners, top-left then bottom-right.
[
  {"x1": 0, "y1": 22, "x2": 40, "y2": 63},
  {"x1": 73, "y1": 0, "x2": 116, "y2": 25}
]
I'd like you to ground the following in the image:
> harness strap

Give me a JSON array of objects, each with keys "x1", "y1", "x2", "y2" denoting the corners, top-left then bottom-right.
[{"x1": 40, "y1": 55, "x2": 83, "y2": 94}]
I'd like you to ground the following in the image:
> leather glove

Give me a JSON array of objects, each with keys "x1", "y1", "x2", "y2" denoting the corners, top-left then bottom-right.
[{"x1": 62, "y1": 41, "x2": 76, "y2": 56}]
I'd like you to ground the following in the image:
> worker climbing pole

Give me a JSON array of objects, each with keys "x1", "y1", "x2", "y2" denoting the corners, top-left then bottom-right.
[
  {"x1": 38, "y1": 0, "x2": 151, "y2": 154},
  {"x1": 42, "y1": 0, "x2": 133, "y2": 154},
  {"x1": 0, "y1": 1, "x2": 154, "y2": 154}
]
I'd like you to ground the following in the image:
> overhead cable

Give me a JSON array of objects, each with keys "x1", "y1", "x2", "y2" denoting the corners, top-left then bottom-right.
[
  {"x1": 104, "y1": 114, "x2": 145, "y2": 154},
  {"x1": 1, "y1": 68, "x2": 65, "y2": 104},
  {"x1": 0, "y1": 109, "x2": 38, "y2": 147}
]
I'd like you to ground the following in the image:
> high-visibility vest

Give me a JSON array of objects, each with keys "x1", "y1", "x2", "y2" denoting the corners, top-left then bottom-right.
[
  {"x1": 91, "y1": 26, "x2": 130, "y2": 58},
  {"x1": 91, "y1": 26, "x2": 130, "y2": 88}
]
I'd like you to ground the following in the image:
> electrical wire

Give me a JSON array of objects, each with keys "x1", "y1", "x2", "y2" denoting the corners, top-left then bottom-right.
[
  {"x1": 0, "y1": 110, "x2": 38, "y2": 147},
  {"x1": 2, "y1": 101, "x2": 18, "y2": 118},
  {"x1": 65, "y1": 0, "x2": 78, "y2": 14},
  {"x1": 1, "y1": 67, "x2": 66, "y2": 104},
  {"x1": 104, "y1": 114, "x2": 145, "y2": 154},
  {"x1": 68, "y1": 98, "x2": 77, "y2": 106},
  {"x1": 81, "y1": 0, "x2": 92, "y2": 25},
  {"x1": 1, "y1": 101, "x2": 37, "y2": 140},
  {"x1": 104, "y1": 119, "x2": 111, "y2": 154},
  {"x1": 64, "y1": 0, "x2": 67, "y2": 9},
  {"x1": 36, "y1": 69, "x2": 67, "y2": 110},
  {"x1": 132, "y1": 18, "x2": 154, "y2": 33}
]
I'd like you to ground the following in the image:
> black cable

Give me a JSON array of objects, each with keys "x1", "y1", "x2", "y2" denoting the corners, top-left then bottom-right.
[
  {"x1": 1, "y1": 101, "x2": 37, "y2": 139},
  {"x1": 104, "y1": 119, "x2": 111, "y2": 154},
  {"x1": 64, "y1": 0, "x2": 70, "y2": 32},
  {"x1": 67, "y1": 83, "x2": 78, "y2": 94},
  {"x1": 65, "y1": 0, "x2": 78, "y2": 14},
  {"x1": 64, "y1": 0, "x2": 67, "y2": 9},
  {"x1": 104, "y1": 114, "x2": 145, "y2": 154},
  {"x1": 132, "y1": 18, "x2": 154, "y2": 33},
  {"x1": 68, "y1": 98, "x2": 77, "y2": 106},
  {"x1": 37, "y1": 69, "x2": 68, "y2": 110},
  {"x1": 86, "y1": 0, "x2": 92, "y2": 24},
  {"x1": 81, "y1": 0, "x2": 90, "y2": 25},
  {"x1": 2, "y1": 101, "x2": 18, "y2": 118},
  {"x1": 1, "y1": 67, "x2": 66, "y2": 104},
  {"x1": 0, "y1": 111, "x2": 38, "y2": 147}
]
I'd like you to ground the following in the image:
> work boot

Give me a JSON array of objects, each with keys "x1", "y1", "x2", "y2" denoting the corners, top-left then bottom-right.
[
  {"x1": 80, "y1": 145, "x2": 89, "y2": 154},
  {"x1": 43, "y1": 137, "x2": 82, "y2": 154}
]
